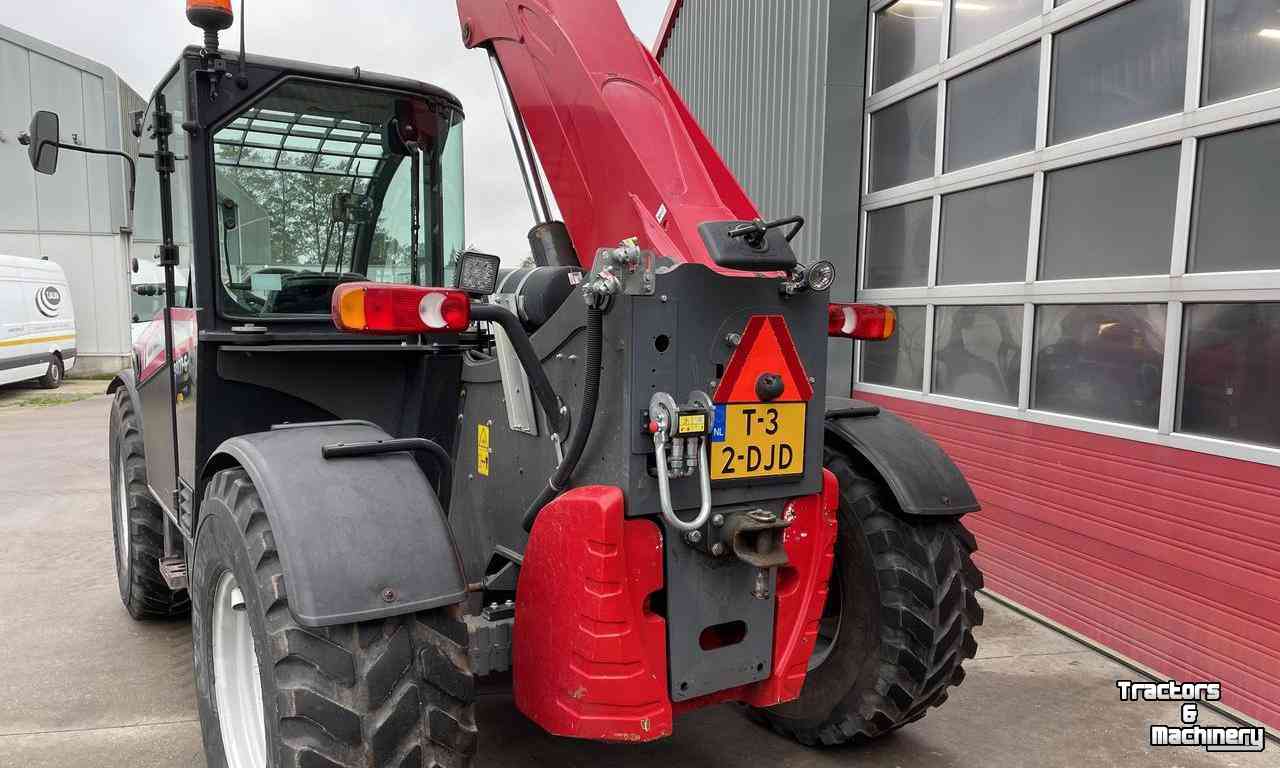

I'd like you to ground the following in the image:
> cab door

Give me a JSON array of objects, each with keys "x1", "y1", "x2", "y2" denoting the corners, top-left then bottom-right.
[{"x1": 132, "y1": 67, "x2": 194, "y2": 521}]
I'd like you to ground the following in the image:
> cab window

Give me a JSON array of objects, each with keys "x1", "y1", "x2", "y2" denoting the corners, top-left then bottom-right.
[{"x1": 211, "y1": 79, "x2": 464, "y2": 317}]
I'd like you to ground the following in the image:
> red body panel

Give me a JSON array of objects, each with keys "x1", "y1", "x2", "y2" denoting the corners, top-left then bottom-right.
[
  {"x1": 135, "y1": 307, "x2": 197, "y2": 381},
  {"x1": 515, "y1": 479, "x2": 839, "y2": 739},
  {"x1": 456, "y1": 0, "x2": 759, "y2": 270},
  {"x1": 514, "y1": 486, "x2": 672, "y2": 741},
  {"x1": 859, "y1": 392, "x2": 1280, "y2": 731},
  {"x1": 652, "y1": 0, "x2": 683, "y2": 59}
]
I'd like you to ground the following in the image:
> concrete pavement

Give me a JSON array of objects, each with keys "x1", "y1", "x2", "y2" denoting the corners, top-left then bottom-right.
[{"x1": 0, "y1": 395, "x2": 1272, "y2": 767}]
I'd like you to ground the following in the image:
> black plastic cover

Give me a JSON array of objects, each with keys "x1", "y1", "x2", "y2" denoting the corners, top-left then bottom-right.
[
  {"x1": 207, "y1": 420, "x2": 467, "y2": 626},
  {"x1": 824, "y1": 396, "x2": 979, "y2": 516},
  {"x1": 497, "y1": 266, "x2": 581, "y2": 327},
  {"x1": 698, "y1": 221, "x2": 798, "y2": 272}
]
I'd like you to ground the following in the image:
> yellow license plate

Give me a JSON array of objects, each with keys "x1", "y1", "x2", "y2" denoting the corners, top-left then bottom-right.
[{"x1": 710, "y1": 402, "x2": 806, "y2": 480}]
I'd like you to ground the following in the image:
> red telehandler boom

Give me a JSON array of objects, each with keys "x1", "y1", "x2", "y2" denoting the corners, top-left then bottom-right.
[{"x1": 458, "y1": 0, "x2": 762, "y2": 271}]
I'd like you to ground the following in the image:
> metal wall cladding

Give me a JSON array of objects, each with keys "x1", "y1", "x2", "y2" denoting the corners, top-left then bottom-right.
[
  {"x1": 659, "y1": 1, "x2": 869, "y2": 396},
  {"x1": 0, "y1": 23, "x2": 143, "y2": 366},
  {"x1": 862, "y1": 392, "x2": 1280, "y2": 732},
  {"x1": 660, "y1": 0, "x2": 831, "y2": 263}
]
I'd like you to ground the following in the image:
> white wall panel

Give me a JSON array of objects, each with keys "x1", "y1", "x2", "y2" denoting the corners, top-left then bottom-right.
[
  {"x1": 81, "y1": 72, "x2": 113, "y2": 235},
  {"x1": 29, "y1": 51, "x2": 91, "y2": 234},
  {"x1": 0, "y1": 39, "x2": 36, "y2": 232},
  {"x1": 0, "y1": 24, "x2": 140, "y2": 367}
]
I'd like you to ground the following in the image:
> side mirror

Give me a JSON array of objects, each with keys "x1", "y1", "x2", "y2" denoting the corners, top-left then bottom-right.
[{"x1": 23, "y1": 111, "x2": 61, "y2": 175}]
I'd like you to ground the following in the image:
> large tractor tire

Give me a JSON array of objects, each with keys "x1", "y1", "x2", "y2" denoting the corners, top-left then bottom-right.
[
  {"x1": 109, "y1": 388, "x2": 189, "y2": 619},
  {"x1": 192, "y1": 468, "x2": 477, "y2": 768},
  {"x1": 755, "y1": 447, "x2": 983, "y2": 746}
]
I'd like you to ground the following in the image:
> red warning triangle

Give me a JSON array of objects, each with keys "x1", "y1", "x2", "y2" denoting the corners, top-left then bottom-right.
[{"x1": 713, "y1": 315, "x2": 814, "y2": 404}]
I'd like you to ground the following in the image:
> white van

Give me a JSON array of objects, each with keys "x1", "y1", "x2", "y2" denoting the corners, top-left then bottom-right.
[{"x1": 0, "y1": 254, "x2": 76, "y2": 389}]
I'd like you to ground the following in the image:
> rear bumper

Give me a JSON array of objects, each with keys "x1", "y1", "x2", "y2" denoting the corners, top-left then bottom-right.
[{"x1": 513, "y1": 472, "x2": 839, "y2": 742}]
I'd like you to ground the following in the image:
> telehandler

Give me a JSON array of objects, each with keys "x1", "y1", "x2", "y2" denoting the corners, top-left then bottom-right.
[{"x1": 22, "y1": 0, "x2": 983, "y2": 765}]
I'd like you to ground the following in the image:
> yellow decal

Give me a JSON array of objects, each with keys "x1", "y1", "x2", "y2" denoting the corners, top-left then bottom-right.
[
  {"x1": 477, "y1": 424, "x2": 490, "y2": 477},
  {"x1": 0, "y1": 333, "x2": 75, "y2": 348},
  {"x1": 677, "y1": 413, "x2": 707, "y2": 435}
]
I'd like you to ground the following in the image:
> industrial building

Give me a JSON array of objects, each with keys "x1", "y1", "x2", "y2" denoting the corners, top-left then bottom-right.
[
  {"x1": 657, "y1": 0, "x2": 1280, "y2": 732},
  {"x1": 1, "y1": 23, "x2": 143, "y2": 375}
]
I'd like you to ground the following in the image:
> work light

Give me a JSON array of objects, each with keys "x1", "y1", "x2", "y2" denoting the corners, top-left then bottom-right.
[{"x1": 455, "y1": 250, "x2": 502, "y2": 296}]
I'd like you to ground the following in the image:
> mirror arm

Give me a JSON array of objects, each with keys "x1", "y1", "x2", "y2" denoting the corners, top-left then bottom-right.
[{"x1": 52, "y1": 142, "x2": 138, "y2": 231}]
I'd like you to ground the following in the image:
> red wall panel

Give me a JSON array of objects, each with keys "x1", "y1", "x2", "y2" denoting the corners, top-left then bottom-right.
[{"x1": 857, "y1": 392, "x2": 1280, "y2": 730}]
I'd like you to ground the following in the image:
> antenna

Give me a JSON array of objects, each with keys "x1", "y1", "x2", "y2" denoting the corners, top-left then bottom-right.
[{"x1": 236, "y1": 0, "x2": 248, "y2": 89}]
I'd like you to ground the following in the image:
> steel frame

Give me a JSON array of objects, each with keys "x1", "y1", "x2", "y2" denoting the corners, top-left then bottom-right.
[{"x1": 854, "y1": 0, "x2": 1280, "y2": 468}]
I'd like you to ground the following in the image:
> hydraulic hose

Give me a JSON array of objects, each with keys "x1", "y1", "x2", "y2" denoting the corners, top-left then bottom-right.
[
  {"x1": 471, "y1": 303, "x2": 568, "y2": 441},
  {"x1": 521, "y1": 303, "x2": 604, "y2": 531}
]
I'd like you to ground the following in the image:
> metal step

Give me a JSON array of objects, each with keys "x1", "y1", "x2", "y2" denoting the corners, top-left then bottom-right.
[{"x1": 158, "y1": 556, "x2": 189, "y2": 592}]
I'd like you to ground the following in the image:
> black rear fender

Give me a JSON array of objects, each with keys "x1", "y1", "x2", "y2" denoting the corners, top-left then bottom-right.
[
  {"x1": 199, "y1": 420, "x2": 467, "y2": 627},
  {"x1": 824, "y1": 397, "x2": 979, "y2": 516}
]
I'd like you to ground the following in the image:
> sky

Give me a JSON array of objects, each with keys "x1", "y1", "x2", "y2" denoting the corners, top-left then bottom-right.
[{"x1": 5, "y1": 0, "x2": 671, "y2": 263}]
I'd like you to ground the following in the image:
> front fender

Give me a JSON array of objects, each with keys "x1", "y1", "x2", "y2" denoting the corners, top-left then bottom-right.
[
  {"x1": 202, "y1": 420, "x2": 467, "y2": 627},
  {"x1": 824, "y1": 396, "x2": 979, "y2": 516},
  {"x1": 106, "y1": 369, "x2": 142, "y2": 426}
]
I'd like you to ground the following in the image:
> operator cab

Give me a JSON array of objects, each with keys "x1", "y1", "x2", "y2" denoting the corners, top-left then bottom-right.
[
  {"x1": 74, "y1": 44, "x2": 471, "y2": 531},
  {"x1": 210, "y1": 72, "x2": 465, "y2": 322}
]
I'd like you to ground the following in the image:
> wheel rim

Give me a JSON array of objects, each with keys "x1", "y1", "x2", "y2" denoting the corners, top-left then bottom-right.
[
  {"x1": 808, "y1": 569, "x2": 843, "y2": 671},
  {"x1": 50, "y1": 360, "x2": 61, "y2": 385},
  {"x1": 212, "y1": 570, "x2": 267, "y2": 768},
  {"x1": 114, "y1": 455, "x2": 130, "y2": 579}
]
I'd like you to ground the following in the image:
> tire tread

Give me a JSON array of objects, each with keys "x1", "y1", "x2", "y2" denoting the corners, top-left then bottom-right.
[
  {"x1": 763, "y1": 449, "x2": 983, "y2": 746},
  {"x1": 203, "y1": 468, "x2": 476, "y2": 768},
  {"x1": 111, "y1": 389, "x2": 189, "y2": 619}
]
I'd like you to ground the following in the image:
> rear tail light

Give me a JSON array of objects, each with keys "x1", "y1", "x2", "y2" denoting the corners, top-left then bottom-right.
[
  {"x1": 828, "y1": 303, "x2": 896, "y2": 340},
  {"x1": 332, "y1": 283, "x2": 471, "y2": 334}
]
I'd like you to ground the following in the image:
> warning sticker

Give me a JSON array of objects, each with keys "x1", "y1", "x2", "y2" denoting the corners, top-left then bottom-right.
[
  {"x1": 677, "y1": 412, "x2": 707, "y2": 435},
  {"x1": 477, "y1": 424, "x2": 490, "y2": 477}
]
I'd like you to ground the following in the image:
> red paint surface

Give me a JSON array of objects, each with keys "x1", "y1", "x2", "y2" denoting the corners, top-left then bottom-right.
[
  {"x1": 859, "y1": 392, "x2": 1280, "y2": 730},
  {"x1": 135, "y1": 307, "x2": 196, "y2": 381},
  {"x1": 714, "y1": 315, "x2": 814, "y2": 404},
  {"x1": 514, "y1": 486, "x2": 671, "y2": 741},
  {"x1": 515, "y1": 479, "x2": 840, "y2": 738},
  {"x1": 457, "y1": 0, "x2": 758, "y2": 271},
  {"x1": 652, "y1": 0, "x2": 683, "y2": 59}
]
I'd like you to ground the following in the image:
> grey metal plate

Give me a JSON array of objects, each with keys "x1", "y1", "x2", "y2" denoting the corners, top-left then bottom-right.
[{"x1": 664, "y1": 518, "x2": 775, "y2": 702}]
